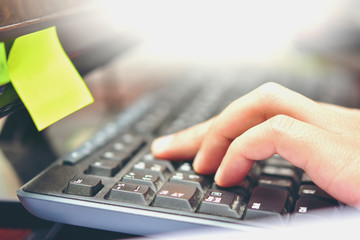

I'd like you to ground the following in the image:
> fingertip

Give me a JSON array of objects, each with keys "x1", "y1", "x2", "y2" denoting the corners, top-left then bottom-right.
[
  {"x1": 192, "y1": 151, "x2": 219, "y2": 175},
  {"x1": 192, "y1": 153, "x2": 202, "y2": 173},
  {"x1": 214, "y1": 165, "x2": 224, "y2": 185},
  {"x1": 213, "y1": 165, "x2": 233, "y2": 187},
  {"x1": 214, "y1": 168, "x2": 246, "y2": 188},
  {"x1": 151, "y1": 135, "x2": 174, "y2": 157},
  {"x1": 213, "y1": 154, "x2": 254, "y2": 187}
]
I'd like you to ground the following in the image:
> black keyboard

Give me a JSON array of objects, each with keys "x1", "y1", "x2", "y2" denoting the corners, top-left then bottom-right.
[{"x1": 17, "y1": 70, "x2": 359, "y2": 235}]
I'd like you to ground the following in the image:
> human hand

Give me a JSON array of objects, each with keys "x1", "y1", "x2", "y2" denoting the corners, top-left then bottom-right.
[{"x1": 151, "y1": 82, "x2": 360, "y2": 208}]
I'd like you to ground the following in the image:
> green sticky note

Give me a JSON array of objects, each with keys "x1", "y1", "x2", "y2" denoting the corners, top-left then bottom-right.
[
  {"x1": 7, "y1": 27, "x2": 94, "y2": 131},
  {"x1": 0, "y1": 42, "x2": 10, "y2": 85}
]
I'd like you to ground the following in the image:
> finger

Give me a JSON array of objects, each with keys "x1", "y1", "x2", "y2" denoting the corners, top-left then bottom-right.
[
  {"x1": 214, "y1": 114, "x2": 360, "y2": 206},
  {"x1": 319, "y1": 102, "x2": 360, "y2": 121},
  {"x1": 193, "y1": 82, "x2": 344, "y2": 175},
  {"x1": 151, "y1": 118, "x2": 214, "y2": 160},
  {"x1": 215, "y1": 114, "x2": 330, "y2": 185}
]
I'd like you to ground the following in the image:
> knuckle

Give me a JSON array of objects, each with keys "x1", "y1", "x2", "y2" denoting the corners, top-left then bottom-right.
[
  {"x1": 268, "y1": 114, "x2": 295, "y2": 135},
  {"x1": 254, "y1": 82, "x2": 286, "y2": 108},
  {"x1": 256, "y1": 82, "x2": 284, "y2": 96}
]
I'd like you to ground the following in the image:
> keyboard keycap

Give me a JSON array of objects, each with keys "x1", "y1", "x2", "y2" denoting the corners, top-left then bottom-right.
[
  {"x1": 152, "y1": 182, "x2": 202, "y2": 212},
  {"x1": 62, "y1": 144, "x2": 92, "y2": 165},
  {"x1": 122, "y1": 170, "x2": 163, "y2": 191},
  {"x1": 120, "y1": 134, "x2": 144, "y2": 148},
  {"x1": 86, "y1": 160, "x2": 121, "y2": 177},
  {"x1": 100, "y1": 150, "x2": 131, "y2": 163},
  {"x1": 132, "y1": 161, "x2": 172, "y2": 180},
  {"x1": 246, "y1": 163, "x2": 262, "y2": 184},
  {"x1": 294, "y1": 198, "x2": 339, "y2": 215},
  {"x1": 142, "y1": 153, "x2": 176, "y2": 173},
  {"x1": 258, "y1": 175, "x2": 295, "y2": 194},
  {"x1": 264, "y1": 155, "x2": 293, "y2": 168},
  {"x1": 134, "y1": 103, "x2": 171, "y2": 133},
  {"x1": 261, "y1": 166, "x2": 300, "y2": 184},
  {"x1": 213, "y1": 178, "x2": 252, "y2": 199},
  {"x1": 198, "y1": 190, "x2": 246, "y2": 218},
  {"x1": 300, "y1": 173, "x2": 313, "y2": 184},
  {"x1": 245, "y1": 186, "x2": 290, "y2": 220},
  {"x1": 65, "y1": 175, "x2": 103, "y2": 197},
  {"x1": 104, "y1": 134, "x2": 145, "y2": 157},
  {"x1": 110, "y1": 139, "x2": 143, "y2": 155},
  {"x1": 108, "y1": 182, "x2": 155, "y2": 205},
  {"x1": 177, "y1": 162, "x2": 195, "y2": 173},
  {"x1": 298, "y1": 185, "x2": 335, "y2": 202},
  {"x1": 169, "y1": 172, "x2": 210, "y2": 193}
]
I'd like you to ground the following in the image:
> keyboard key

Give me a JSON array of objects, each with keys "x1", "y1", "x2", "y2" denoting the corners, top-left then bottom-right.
[
  {"x1": 110, "y1": 139, "x2": 143, "y2": 155},
  {"x1": 142, "y1": 153, "x2": 176, "y2": 173},
  {"x1": 169, "y1": 172, "x2": 210, "y2": 193},
  {"x1": 244, "y1": 186, "x2": 290, "y2": 220},
  {"x1": 294, "y1": 198, "x2": 339, "y2": 215},
  {"x1": 298, "y1": 185, "x2": 336, "y2": 202},
  {"x1": 132, "y1": 161, "x2": 172, "y2": 180},
  {"x1": 100, "y1": 150, "x2": 131, "y2": 163},
  {"x1": 62, "y1": 142, "x2": 93, "y2": 165},
  {"x1": 65, "y1": 175, "x2": 103, "y2": 197},
  {"x1": 257, "y1": 175, "x2": 295, "y2": 194},
  {"x1": 108, "y1": 182, "x2": 155, "y2": 205},
  {"x1": 152, "y1": 182, "x2": 202, "y2": 212},
  {"x1": 90, "y1": 131, "x2": 109, "y2": 149},
  {"x1": 120, "y1": 134, "x2": 144, "y2": 147},
  {"x1": 86, "y1": 160, "x2": 121, "y2": 177},
  {"x1": 134, "y1": 103, "x2": 171, "y2": 133},
  {"x1": 198, "y1": 190, "x2": 246, "y2": 218},
  {"x1": 246, "y1": 163, "x2": 262, "y2": 184},
  {"x1": 104, "y1": 134, "x2": 145, "y2": 157},
  {"x1": 122, "y1": 170, "x2": 163, "y2": 191},
  {"x1": 177, "y1": 162, "x2": 195, "y2": 173},
  {"x1": 213, "y1": 178, "x2": 252, "y2": 199},
  {"x1": 300, "y1": 173, "x2": 313, "y2": 184},
  {"x1": 264, "y1": 155, "x2": 293, "y2": 168},
  {"x1": 261, "y1": 165, "x2": 300, "y2": 184}
]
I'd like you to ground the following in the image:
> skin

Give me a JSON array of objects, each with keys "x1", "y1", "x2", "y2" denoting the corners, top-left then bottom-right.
[{"x1": 151, "y1": 82, "x2": 360, "y2": 208}]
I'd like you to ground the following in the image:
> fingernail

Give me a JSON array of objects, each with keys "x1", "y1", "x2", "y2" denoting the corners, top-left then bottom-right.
[
  {"x1": 192, "y1": 151, "x2": 202, "y2": 171},
  {"x1": 192, "y1": 155, "x2": 199, "y2": 172},
  {"x1": 214, "y1": 165, "x2": 223, "y2": 183},
  {"x1": 152, "y1": 135, "x2": 174, "y2": 154}
]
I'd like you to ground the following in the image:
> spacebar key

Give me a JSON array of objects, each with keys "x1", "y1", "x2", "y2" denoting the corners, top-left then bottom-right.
[{"x1": 244, "y1": 186, "x2": 290, "y2": 220}]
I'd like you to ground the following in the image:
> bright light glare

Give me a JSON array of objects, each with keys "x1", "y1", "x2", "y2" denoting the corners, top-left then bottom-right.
[{"x1": 100, "y1": 0, "x2": 347, "y2": 66}]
